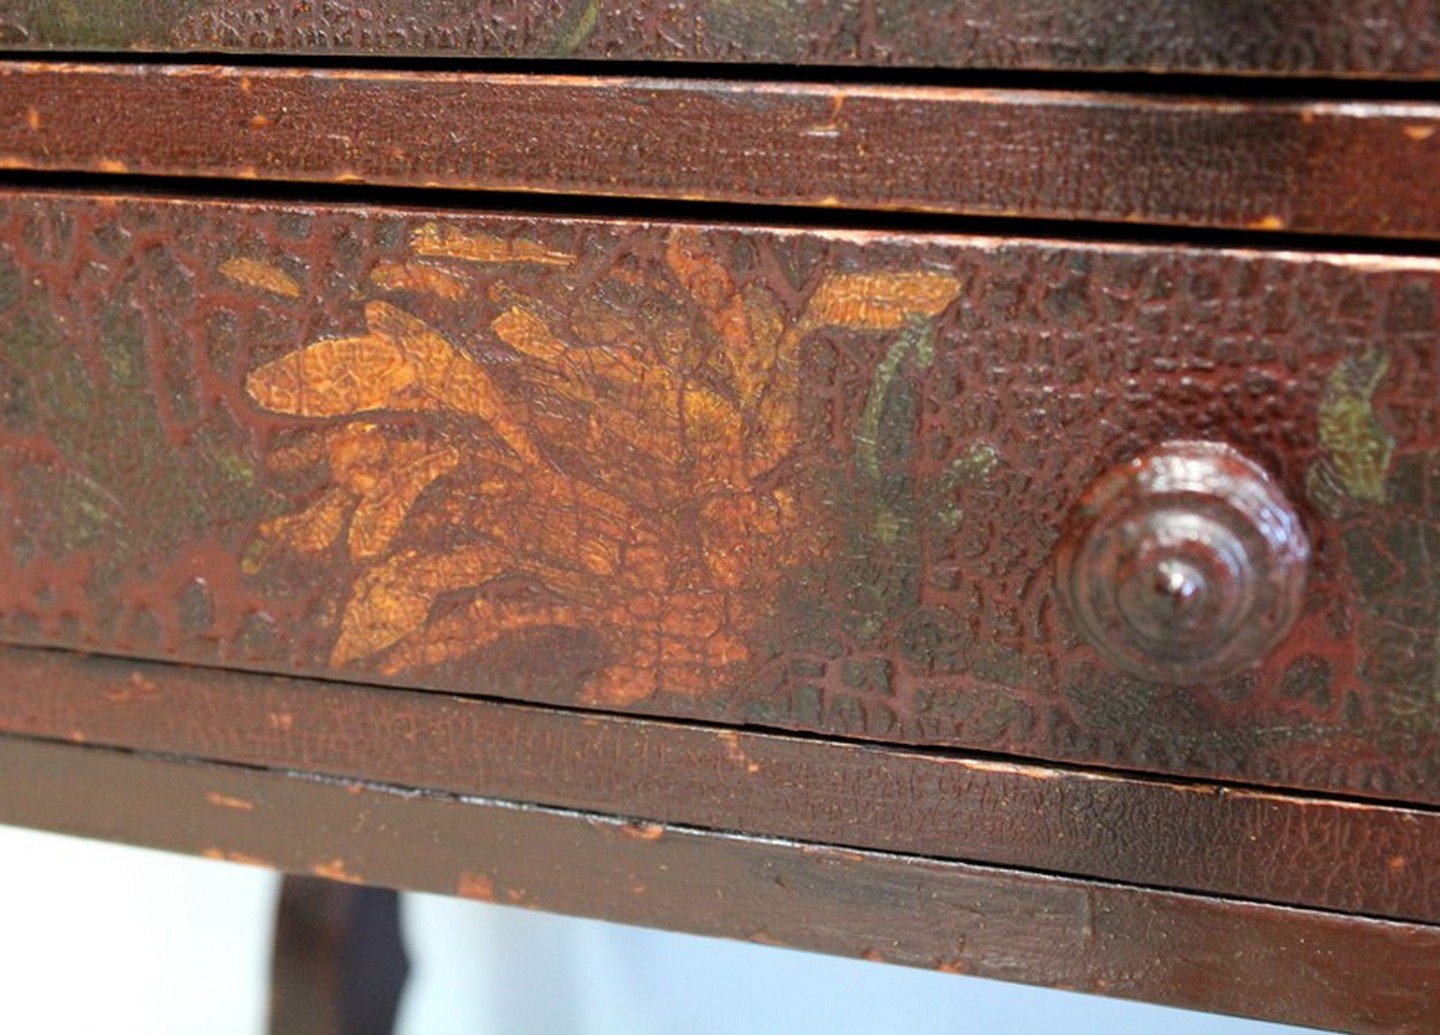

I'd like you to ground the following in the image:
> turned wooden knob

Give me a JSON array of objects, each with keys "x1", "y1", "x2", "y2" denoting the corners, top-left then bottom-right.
[{"x1": 1056, "y1": 441, "x2": 1309, "y2": 684}]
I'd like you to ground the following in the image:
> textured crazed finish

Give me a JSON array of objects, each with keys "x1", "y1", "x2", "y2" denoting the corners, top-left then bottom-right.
[
  {"x1": 4, "y1": 64, "x2": 1440, "y2": 237},
  {"x1": 1, "y1": 1, "x2": 1439, "y2": 78},
  {"x1": 2, "y1": 646, "x2": 1437, "y2": 922},
  {"x1": 1, "y1": 735, "x2": 1437, "y2": 1034},
  {"x1": 1, "y1": 192, "x2": 1439, "y2": 803}
]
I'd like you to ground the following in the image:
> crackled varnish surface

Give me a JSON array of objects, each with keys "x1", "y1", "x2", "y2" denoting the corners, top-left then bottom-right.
[
  {"x1": 4, "y1": 648, "x2": 1439, "y2": 922},
  {"x1": 1, "y1": 192, "x2": 1438, "y2": 803},
  {"x1": 2, "y1": 1, "x2": 1439, "y2": 77}
]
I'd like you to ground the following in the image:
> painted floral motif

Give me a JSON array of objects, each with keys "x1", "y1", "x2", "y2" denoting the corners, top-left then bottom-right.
[{"x1": 238, "y1": 223, "x2": 959, "y2": 703}]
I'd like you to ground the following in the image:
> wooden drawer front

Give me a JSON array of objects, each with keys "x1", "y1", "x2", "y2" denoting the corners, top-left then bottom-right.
[
  {"x1": 2, "y1": 1, "x2": 1439, "y2": 78},
  {"x1": 1, "y1": 192, "x2": 1437, "y2": 802},
  {"x1": 3, "y1": 64, "x2": 1439, "y2": 239},
  {"x1": 6, "y1": 648, "x2": 1440, "y2": 924}
]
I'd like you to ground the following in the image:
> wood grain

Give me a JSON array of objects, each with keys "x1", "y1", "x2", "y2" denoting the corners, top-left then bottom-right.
[
  {"x1": 0, "y1": 2, "x2": 1437, "y2": 79},
  {"x1": 1, "y1": 646, "x2": 1437, "y2": 924},
  {"x1": 0, "y1": 733, "x2": 1435, "y2": 1033},
  {"x1": 2, "y1": 192, "x2": 1438, "y2": 805},
  {"x1": 2, "y1": 63, "x2": 1440, "y2": 237}
]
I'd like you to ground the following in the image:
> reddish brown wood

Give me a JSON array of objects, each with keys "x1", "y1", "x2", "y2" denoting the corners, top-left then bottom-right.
[
  {"x1": 3, "y1": 64, "x2": 1440, "y2": 237},
  {"x1": 1, "y1": 647, "x2": 1436, "y2": 924},
  {"x1": 0, "y1": 733, "x2": 1435, "y2": 1034},
  {"x1": 0, "y1": 2, "x2": 1438, "y2": 78},
  {"x1": 1, "y1": 192, "x2": 1438, "y2": 804}
]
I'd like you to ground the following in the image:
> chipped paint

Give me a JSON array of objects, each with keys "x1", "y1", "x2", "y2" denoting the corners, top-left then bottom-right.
[
  {"x1": 202, "y1": 848, "x2": 271, "y2": 867},
  {"x1": 311, "y1": 857, "x2": 364, "y2": 883},
  {"x1": 205, "y1": 791, "x2": 255, "y2": 811},
  {"x1": 618, "y1": 821, "x2": 665, "y2": 841},
  {"x1": 103, "y1": 670, "x2": 160, "y2": 702},
  {"x1": 457, "y1": 871, "x2": 496, "y2": 901},
  {"x1": 717, "y1": 729, "x2": 762, "y2": 773}
]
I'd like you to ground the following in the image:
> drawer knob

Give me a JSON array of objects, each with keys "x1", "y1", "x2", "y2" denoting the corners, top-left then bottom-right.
[{"x1": 1056, "y1": 441, "x2": 1309, "y2": 684}]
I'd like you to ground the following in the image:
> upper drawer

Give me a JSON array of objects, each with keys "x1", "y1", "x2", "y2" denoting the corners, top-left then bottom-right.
[
  {"x1": 1, "y1": 191, "x2": 1437, "y2": 804},
  {"x1": 1, "y1": 1, "x2": 1439, "y2": 78},
  {"x1": 3, "y1": 64, "x2": 1439, "y2": 239}
]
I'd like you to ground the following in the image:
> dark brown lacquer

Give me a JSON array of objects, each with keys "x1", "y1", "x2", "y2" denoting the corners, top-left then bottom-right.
[
  {"x1": 1057, "y1": 442, "x2": 1310, "y2": 685},
  {"x1": 3, "y1": 64, "x2": 1440, "y2": 238},
  {"x1": 1, "y1": 735, "x2": 1438, "y2": 1035},
  {"x1": 2, "y1": 193, "x2": 1439, "y2": 804},
  {"x1": 3, "y1": 647, "x2": 1439, "y2": 923},
  {"x1": 1, "y1": 1, "x2": 1440, "y2": 78}
]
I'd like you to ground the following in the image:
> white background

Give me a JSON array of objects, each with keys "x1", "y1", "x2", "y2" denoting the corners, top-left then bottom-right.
[{"x1": 0, "y1": 825, "x2": 1318, "y2": 1034}]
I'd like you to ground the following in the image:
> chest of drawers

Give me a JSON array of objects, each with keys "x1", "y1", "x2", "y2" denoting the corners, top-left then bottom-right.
[{"x1": 0, "y1": 4, "x2": 1438, "y2": 1031}]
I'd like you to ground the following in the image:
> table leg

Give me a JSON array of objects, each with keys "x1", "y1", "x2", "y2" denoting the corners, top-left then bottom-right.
[{"x1": 268, "y1": 876, "x2": 410, "y2": 1035}]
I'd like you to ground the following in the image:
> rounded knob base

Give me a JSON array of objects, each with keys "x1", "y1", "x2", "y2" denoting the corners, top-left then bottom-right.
[{"x1": 1056, "y1": 441, "x2": 1309, "y2": 685}]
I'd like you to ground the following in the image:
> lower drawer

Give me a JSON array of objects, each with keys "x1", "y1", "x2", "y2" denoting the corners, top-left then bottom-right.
[
  {"x1": 1, "y1": 190, "x2": 1437, "y2": 803},
  {"x1": 4, "y1": 730, "x2": 1437, "y2": 1034}
]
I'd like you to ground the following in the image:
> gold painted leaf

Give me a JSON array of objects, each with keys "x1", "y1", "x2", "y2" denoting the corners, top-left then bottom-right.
[
  {"x1": 253, "y1": 486, "x2": 351, "y2": 559},
  {"x1": 683, "y1": 383, "x2": 741, "y2": 430},
  {"x1": 331, "y1": 544, "x2": 506, "y2": 665},
  {"x1": 249, "y1": 302, "x2": 544, "y2": 466},
  {"x1": 492, "y1": 306, "x2": 570, "y2": 366},
  {"x1": 491, "y1": 304, "x2": 742, "y2": 477},
  {"x1": 365, "y1": 301, "x2": 545, "y2": 466},
  {"x1": 683, "y1": 385, "x2": 745, "y2": 482},
  {"x1": 803, "y1": 271, "x2": 962, "y2": 330},
  {"x1": 523, "y1": 507, "x2": 624, "y2": 578},
  {"x1": 378, "y1": 595, "x2": 586, "y2": 676},
  {"x1": 323, "y1": 422, "x2": 399, "y2": 495},
  {"x1": 220, "y1": 257, "x2": 302, "y2": 298},
  {"x1": 580, "y1": 592, "x2": 751, "y2": 703},
  {"x1": 410, "y1": 223, "x2": 575, "y2": 266},
  {"x1": 243, "y1": 231, "x2": 831, "y2": 706},
  {"x1": 666, "y1": 230, "x2": 794, "y2": 420},
  {"x1": 348, "y1": 446, "x2": 461, "y2": 561},
  {"x1": 516, "y1": 469, "x2": 632, "y2": 564},
  {"x1": 370, "y1": 260, "x2": 470, "y2": 300},
  {"x1": 732, "y1": 285, "x2": 788, "y2": 413},
  {"x1": 245, "y1": 332, "x2": 415, "y2": 417},
  {"x1": 665, "y1": 231, "x2": 748, "y2": 342},
  {"x1": 491, "y1": 298, "x2": 648, "y2": 404}
]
